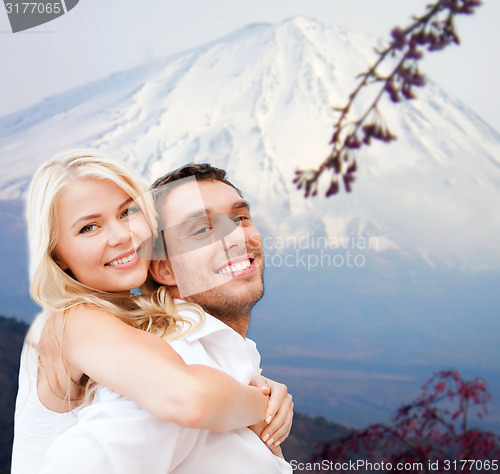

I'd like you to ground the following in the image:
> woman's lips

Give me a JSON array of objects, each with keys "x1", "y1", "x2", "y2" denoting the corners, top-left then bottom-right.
[{"x1": 105, "y1": 248, "x2": 139, "y2": 267}]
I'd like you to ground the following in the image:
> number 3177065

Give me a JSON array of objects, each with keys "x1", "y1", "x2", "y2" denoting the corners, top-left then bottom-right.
[
  {"x1": 443, "y1": 460, "x2": 498, "y2": 471},
  {"x1": 5, "y1": 2, "x2": 62, "y2": 14}
]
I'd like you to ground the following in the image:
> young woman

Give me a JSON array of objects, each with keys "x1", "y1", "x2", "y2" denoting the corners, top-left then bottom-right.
[{"x1": 12, "y1": 149, "x2": 292, "y2": 473}]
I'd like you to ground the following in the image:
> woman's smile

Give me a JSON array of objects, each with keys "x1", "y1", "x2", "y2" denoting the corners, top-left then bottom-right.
[{"x1": 105, "y1": 247, "x2": 140, "y2": 267}]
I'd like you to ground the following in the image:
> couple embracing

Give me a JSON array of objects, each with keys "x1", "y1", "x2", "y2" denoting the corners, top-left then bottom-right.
[{"x1": 12, "y1": 149, "x2": 293, "y2": 473}]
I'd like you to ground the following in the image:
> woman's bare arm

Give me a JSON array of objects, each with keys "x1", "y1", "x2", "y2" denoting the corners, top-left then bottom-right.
[{"x1": 58, "y1": 305, "x2": 268, "y2": 431}]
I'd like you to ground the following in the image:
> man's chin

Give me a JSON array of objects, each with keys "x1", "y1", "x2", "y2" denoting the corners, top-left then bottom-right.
[{"x1": 185, "y1": 281, "x2": 264, "y2": 319}]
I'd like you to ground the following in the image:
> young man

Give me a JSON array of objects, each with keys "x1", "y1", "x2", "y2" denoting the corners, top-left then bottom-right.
[
  {"x1": 148, "y1": 163, "x2": 266, "y2": 338},
  {"x1": 40, "y1": 164, "x2": 293, "y2": 473}
]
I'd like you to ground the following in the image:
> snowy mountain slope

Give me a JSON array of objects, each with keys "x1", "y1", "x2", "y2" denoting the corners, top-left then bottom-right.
[
  {"x1": 2, "y1": 17, "x2": 500, "y2": 430},
  {"x1": 1, "y1": 16, "x2": 499, "y2": 269}
]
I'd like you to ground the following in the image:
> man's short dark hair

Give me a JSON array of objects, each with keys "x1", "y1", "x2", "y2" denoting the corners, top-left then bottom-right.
[{"x1": 152, "y1": 162, "x2": 241, "y2": 194}]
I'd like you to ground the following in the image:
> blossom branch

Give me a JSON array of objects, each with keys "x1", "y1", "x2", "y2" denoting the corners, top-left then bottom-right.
[{"x1": 294, "y1": 0, "x2": 482, "y2": 198}]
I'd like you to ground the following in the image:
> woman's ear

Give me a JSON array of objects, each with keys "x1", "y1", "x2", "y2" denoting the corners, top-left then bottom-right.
[
  {"x1": 149, "y1": 259, "x2": 177, "y2": 286},
  {"x1": 53, "y1": 253, "x2": 69, "y2": 270}
]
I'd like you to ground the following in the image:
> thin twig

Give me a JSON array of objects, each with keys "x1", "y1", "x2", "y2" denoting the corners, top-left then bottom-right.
[{"x1": 294, "y1": 0, "x2": 482, "y2": 198}]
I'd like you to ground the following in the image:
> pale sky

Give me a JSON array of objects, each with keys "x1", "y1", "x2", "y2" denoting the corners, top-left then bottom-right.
[{"x1": 1, "y1": 0, "x2": 499, "y2": 132}]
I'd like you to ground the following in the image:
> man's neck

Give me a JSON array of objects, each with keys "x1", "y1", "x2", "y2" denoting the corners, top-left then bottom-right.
[
  {"x1": 195, "y1": 302, "x2": 251, "y2": 338},
  {"x1": 175, "y1": 296, "x2": 251, "y2": 336},
  {"x1": 178, "y1": 288, "x2": 255, "y2": 338},
  {"x1": 212, "y1": 312, "x2": 250, "y2": 338}
]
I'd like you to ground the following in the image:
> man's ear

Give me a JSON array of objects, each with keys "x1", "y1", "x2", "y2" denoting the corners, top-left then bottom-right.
[{"x1": 149, "y1": 259, "x2": 177, "y2": 286}]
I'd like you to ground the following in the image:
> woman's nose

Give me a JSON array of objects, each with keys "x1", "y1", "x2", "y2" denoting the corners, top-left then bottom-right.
[{"x1": 107, "y1": 220, "x2": 131, "y2": 247}]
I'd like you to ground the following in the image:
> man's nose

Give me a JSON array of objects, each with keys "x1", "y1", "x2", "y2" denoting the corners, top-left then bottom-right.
[{"x1": 219, "y1": 217, "x2": 246, "y2": 251}]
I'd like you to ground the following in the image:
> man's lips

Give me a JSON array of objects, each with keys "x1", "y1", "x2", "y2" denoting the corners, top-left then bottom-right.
[
  {"x1": 105, "y1": 248, "x2": 139, "y2": 267},
  {"x1": 215, "y1": 255, "x2": 257, "y2": 276}
]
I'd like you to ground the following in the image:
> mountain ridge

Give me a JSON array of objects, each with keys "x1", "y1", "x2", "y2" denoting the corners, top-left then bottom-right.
[{"x1": 0, "y1": 16, "x2": 499, "y2": 435}]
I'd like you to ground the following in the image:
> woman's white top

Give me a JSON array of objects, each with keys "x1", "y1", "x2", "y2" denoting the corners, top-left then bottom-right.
[{"x1": 11, "y1": 312, "x2": 81, "y2": 474}]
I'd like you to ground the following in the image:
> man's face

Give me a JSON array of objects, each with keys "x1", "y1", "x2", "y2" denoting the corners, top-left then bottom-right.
[{"x1": 159, "y1": 178, "x2": 264, "y2": 318}]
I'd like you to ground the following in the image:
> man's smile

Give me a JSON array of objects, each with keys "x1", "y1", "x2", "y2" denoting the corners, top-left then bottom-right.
[{"x1": 215, "y1": 256, "x2": 256, "y2": 276}]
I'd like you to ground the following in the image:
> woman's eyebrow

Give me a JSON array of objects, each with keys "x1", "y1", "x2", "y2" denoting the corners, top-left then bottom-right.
[
  {"x1": 71, "y1": 198, "x2": 134, "y2": 229},
  {"x1": 72, "y1": 213, "x2": 101, "y2": 229},
  {"x1": 118, "y1": 197, "x2": 134, "y2": 209}
]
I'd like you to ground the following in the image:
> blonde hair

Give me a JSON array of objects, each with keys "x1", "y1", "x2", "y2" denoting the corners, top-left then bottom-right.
[{"x1": 27, "y1": 148, "x2": 201, "y2": 406}]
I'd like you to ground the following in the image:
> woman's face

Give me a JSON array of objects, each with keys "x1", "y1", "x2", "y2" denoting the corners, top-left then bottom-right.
[{"x1": 54, "y1": 178, "x2": 152, "y2": 294}]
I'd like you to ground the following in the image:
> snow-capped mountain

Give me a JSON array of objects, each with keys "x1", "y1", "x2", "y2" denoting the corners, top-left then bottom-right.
[
  {"x1": 2, "y1": 17, "x2": 500, "y2": 430},
  {"x1": 1, "y1": 16, "x2": 500, "y2": 270}
]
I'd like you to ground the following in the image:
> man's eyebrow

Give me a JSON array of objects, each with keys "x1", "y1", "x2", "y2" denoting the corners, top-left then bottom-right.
[
  {"x1": 181, "y1": 208, "x2": 210, "y2": 222},
  {"x1": 232, "y1": 200, "x2": 250, "y2": 211},
  {"x1": 71, "y1": 197, "x2": 133, "y2": 229},
  {"x1": 175, "y1": 200, "x2": 250, "y2": 223}
]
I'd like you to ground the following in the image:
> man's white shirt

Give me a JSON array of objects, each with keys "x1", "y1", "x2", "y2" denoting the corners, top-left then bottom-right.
[{"x1": 40, "y1": 304, "x2": 292, "y2": 474}]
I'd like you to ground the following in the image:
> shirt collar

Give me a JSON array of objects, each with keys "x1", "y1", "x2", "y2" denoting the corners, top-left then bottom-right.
[
  {"x1": 174, "y1": 299, "x2": 248, "y2": 344},
  {"x1": 173, "y1": 299, "x2": 261, "y2": 379}
]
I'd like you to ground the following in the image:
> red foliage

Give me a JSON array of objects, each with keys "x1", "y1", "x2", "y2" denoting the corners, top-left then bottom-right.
[{"x1": 313, "y1": 370, "x2": 500, "y2": 473}]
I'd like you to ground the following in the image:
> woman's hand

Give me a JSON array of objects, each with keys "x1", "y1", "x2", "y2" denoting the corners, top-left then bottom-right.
[{"x1": 248, "y1": 375, "x2": 293, "y2": 451}]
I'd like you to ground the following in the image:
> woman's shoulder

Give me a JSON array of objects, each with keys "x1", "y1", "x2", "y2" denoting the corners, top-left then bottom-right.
[
  {"x1": 37, "y1": 304, "x2": 123, "y2": 349},
  {"x1": 52, "y1": 303, "x2": 120, "y2": 325}
]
